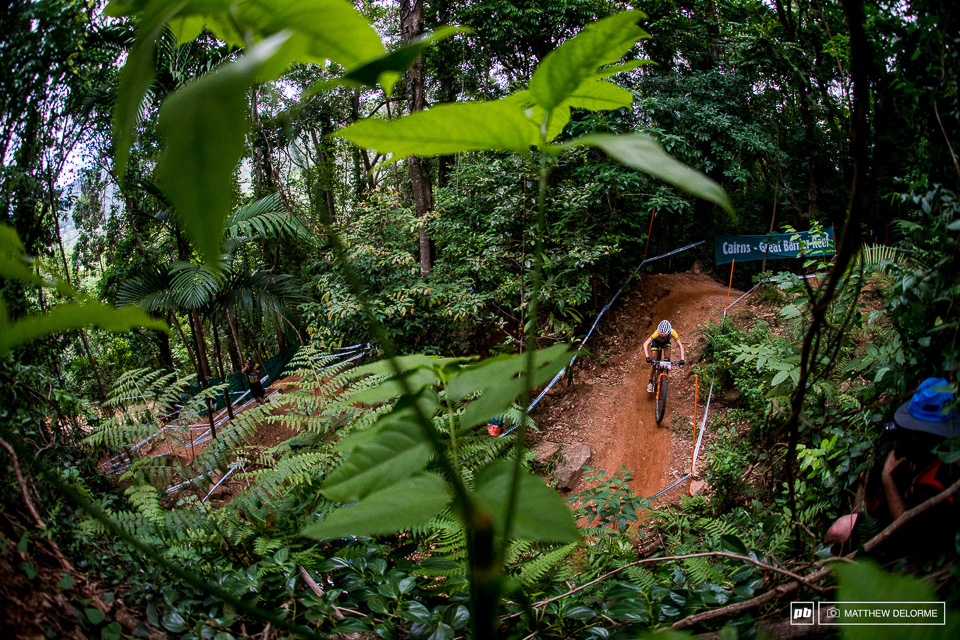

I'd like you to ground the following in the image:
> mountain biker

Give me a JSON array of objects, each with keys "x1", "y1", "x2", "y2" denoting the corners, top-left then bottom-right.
[
  {"x1": 643, "y1": 320, "x2": 686, "y2": 394},
  {"x1": 242, "y1": 357, "x2": 267, "y2": 406}
]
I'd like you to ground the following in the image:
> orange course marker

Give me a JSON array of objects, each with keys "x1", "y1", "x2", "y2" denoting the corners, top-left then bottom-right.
[
  {"x1": 643, "y1": 209, "x2": 656, "y2": 260},
  {"x1": 725, "y1": 259, "x2": 735, "y2": 309}
]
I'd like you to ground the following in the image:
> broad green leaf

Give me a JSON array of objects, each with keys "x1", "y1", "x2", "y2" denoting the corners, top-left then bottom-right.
[
  {"x1": 0, "y1": 224, "x2": 43, "y2": 286},
  {"x1": 473, "y1": 460, "x2": 580, "y2": 542},
  {"x1": 567, "y1": 79, "x2": 633, "y2": 112},
  {"x1": 156, "y1": 32, "x2": 292, "y2": 268},
  {"x1": 571, "y1": 133, "x2": 733, "y2": 214},
  {"x1": 335, "y1": 99, "x2": 539, "y2": 162},
  {"x1": 564, "y1": 605, "x2": 597, "y2": 620},
  {"x1": 450, "y1": 345, "x2": 571, "y2": 429},
  {"x1": 529, "y1": 11, "x2": 648, "y2": 112},
  {"x1": 236, "y1": 0, "x2": 386, "y2": 69},
  {"x1": 502, "y1": 91, "x2": 570, "y2": 142},
  {"x1": 345, "y1": 354, "x2": 465, "y2": 379},
  {"x1": 85, "y1": 607, "x2": 106, "y2": 625},
  {"x1": 321, "y1": 418, "x2": 434, "y2": 503},
  {"x1": 112, "y1": 0, "x2": 184, "y2": 177},
  {"x1": 719, "y1": 534, "x2": 748, "y2": 556},
  {"x1": 351, "y1": 367, "x2": 440, "y2": 405},
  {"x1": 334, "y1": 389, "x2": 439, "y2": 453},
  {"x1": 0, "y1": 255, "x2": 43, "y2": 287},
  {"x1": 161, "y1": 610, "x2": 186, "y2": 633},
  {"x1": 303, "y1": 473, "x2": 451, "y2": 540},
  {"x1": 1, "y1": 302, "x2": 168, "y2": 356},
  {"x1": 168, "y1": 14, "x2": 205, "y2": 44},
  {"x1": 448, "y1": 344, "x2": 570, "y2": 399}
]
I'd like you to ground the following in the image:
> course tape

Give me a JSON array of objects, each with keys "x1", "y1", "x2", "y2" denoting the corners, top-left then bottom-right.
[
  {"x1": 501, "y1": 240, "x2": 705, "y2": 438},
  {"x1": 652, "y1": 473, "x2": 692, "y2": 499}
]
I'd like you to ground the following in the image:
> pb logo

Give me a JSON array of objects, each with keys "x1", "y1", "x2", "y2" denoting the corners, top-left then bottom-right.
[{"x1": 790, "y1": 602, "x2": 815, "y2": 625}]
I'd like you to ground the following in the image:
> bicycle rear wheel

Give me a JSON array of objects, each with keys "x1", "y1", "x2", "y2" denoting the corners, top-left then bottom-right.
[{"x1": 655, "y1": 373, "x2": 668, "y2": 424}]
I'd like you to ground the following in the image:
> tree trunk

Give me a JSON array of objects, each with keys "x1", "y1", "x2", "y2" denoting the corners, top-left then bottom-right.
[
  {"x1": 401, "y1": 0, "x2": 434, "y2": 277},
  {"x1": 226, "y1": 307, "x2": 244, "y2": 367},
  {"x1": 213, "y1": 323, "x2": 235, "y2": 421},
  {"x1": 309, "y1": 129, "x2": 338, "y2": 220},
  {"x1": 189, "y1": 309, "x2": 213, "y2": 379},
  {"x1": 170, "y1": 312, "x2": 200, "y2": 378}
]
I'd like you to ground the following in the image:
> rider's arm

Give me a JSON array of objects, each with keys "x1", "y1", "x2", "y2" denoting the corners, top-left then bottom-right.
[
  {"x1": 642, "y1": 335, "x2": 653, "y2": 359},
  {"x1": 676, "y1": 337, "x2": 686, "y2": 361}
]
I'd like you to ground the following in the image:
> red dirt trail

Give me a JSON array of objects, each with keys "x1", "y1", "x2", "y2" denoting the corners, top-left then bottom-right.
[
  {"x1": 116, "y1": 271, "x2": 741, "y2": 506},
  {"x1": 532, "y1": 272, "x2": 741, "y2": 499}
]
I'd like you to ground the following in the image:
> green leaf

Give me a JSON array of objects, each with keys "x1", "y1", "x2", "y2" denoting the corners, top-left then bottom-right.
[
  {"x1": 529, "y1": 11, "x2": 648, "y2": 112},
  {"x1": 335, "y1": 99, "x2": 539, "y2": 163},
  {"x1": 570, "y1": 133, "x2": 733, "y2": 214},
  {"x1": 321, "y1": 417, "x2": 434, "y2": 503},
  {"x1": 567, "y1": 79, "x2": 633, "y2": 111},
  {"x1": 0, "y1": 225, "x2": 44, "y2": 286},
  {"x1": 85, "y1": 607, "x2": 106, "y2": 625},
  {"x1": 102, "y1": 621, "x2": 123, "y2": 640},
  {"x1": 59, "y1": 574, "x2": 74, "y2": 590},
  {"x1": 400, "y1": 600, "x2": 432, "y2": 624},
  {"x1": 564, "y1": 605, "x2": 596, "y2": 620},
  {"x1": 332, "y1": 618, "x2": 369, "y2": 634},
  {"x1": 351, "y1": 367, "x2": 440, "y2": 405},
  {"x1": 771, "y1": 370, "x2": 789, "y2": 386},
  {"x1": 112, "y1": 0, "x2": 183, "y2": 177},
  {"x1": 473, "y1": 460, "x2": 580, "y2": 542},
  {"x1": 1, "y1": 301, "x2": 168, "y2": 356},
  {"x1": 719, "y1": 534, "x2": 748, "y2": 556},
  {"x1": 302, "y1": 473, "x2": 451, "y2": 540},
  {"x1": 155, "y1": 32, "x2": 292, "y2": 268},
  {"x1": 451, "y1": 345, "x2": 571, "y2": 429},
  {"x1": 345, "y1": 354, "x2": 463, "y2": 379}
]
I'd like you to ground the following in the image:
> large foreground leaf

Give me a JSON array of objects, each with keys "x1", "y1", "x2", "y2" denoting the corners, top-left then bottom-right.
[
  {"x1": 1, "y1": 301, "x2": 168, "y2": 356},
  {"x1": 473, "y1": 460, "x2": 580, "y2": 542},
  {"x1": 529, "y1": 11, "x2": 648, "y2": 112},
  {"x1": 303, "y1": 473, "x2": 451, "y2": 540},
  {"x1": 155, "y1": 33, "x2": 291, "y2": 268},
  {"x1": 321, "y1": 418, "x2": 433, "y2": 503},
  {"x1": 335, "y1": 100, "x2": 540, "y2": 162},
  {"x1": 449, "y1": 344, "x2": 571, "y2": 429}
]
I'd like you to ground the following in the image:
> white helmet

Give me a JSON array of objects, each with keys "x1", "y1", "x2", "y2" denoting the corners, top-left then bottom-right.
[{"x1": 657, "y1": 320, "x2": 672, "y2": 335}]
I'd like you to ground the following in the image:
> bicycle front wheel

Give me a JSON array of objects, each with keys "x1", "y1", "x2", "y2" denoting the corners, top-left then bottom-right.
[{"x1": 655, "y1": 373, "x2": 668, "y2": 424}]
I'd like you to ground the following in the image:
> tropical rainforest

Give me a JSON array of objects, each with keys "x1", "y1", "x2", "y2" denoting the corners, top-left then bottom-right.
[{"x1": 1, "y1": 0, "x2": 958, "y2": 638}]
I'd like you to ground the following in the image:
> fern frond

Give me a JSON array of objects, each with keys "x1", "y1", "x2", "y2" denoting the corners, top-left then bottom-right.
[{"x1": 514, "y1": 543, "x2": 577, "y2": 586}]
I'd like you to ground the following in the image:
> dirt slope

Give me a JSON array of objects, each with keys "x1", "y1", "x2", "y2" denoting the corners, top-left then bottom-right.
[{"x1": 532, "y1": 271, "x2": 741, "y2": 499}]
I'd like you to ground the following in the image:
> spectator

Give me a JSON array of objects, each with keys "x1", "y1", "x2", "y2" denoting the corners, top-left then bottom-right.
[{"x1": 826, "y1": 378, "x2": 959, "y2": 554}]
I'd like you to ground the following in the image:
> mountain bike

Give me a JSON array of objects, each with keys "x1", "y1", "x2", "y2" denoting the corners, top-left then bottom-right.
[{"x1": 647, "y1": 358, "x2": 684, "y2": 424}]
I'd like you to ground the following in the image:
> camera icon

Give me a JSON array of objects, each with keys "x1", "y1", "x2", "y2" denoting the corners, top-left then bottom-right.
[{"x1": 826, "y1": 606, "x2": 841, "y2": 619}]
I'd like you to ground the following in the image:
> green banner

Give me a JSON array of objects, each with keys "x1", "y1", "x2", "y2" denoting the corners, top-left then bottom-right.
[{"x1": 715, "y1": 227, "x2": 835, "y2": 264}]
